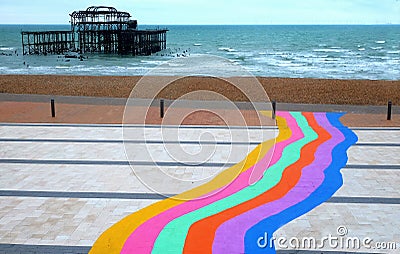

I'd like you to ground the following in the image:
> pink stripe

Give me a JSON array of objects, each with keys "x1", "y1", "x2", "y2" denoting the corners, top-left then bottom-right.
[{"x1": 120, "y1": 111, "x2": 302, "y2": 253}]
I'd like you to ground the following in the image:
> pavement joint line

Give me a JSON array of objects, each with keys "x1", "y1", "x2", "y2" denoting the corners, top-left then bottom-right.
[
  {"x1": 351, "y1": 127, "x2": 400, "y2": 131},
  {"x1": 0, "y1": 190, "x2": 175, "y2": 200},
  {"x1": 0, "y1": 159, "x2": 237, "y2": 167},
  {"x1": 0, "y1": 123, "x2": 278, "y2": 130},
  {"x1": 0, "y1": 138, "x2": 263, "y2": 146},
  {"x1": 344, "y1": 164, "x2": 400, "y2": 170},
  {"x1": 1, "y1": 190, "x2": 399, "y2": 204},
  {"x1": 353, "y1": 143, "x2": 400, "y2": 147},
  {"x1": 327, "y1": 197, "x2": 400, "y2": 205},
  {"x1": 0, "y1": 245, "x2": 382, "y2": 254},
  {"x1": 0, "y1": 244, "x2": 379, "y2": 254},
  {"x1": 0, "y1": 244, "x2": 91, "y2": 254},
  {"x1": 1, "y1": 139, "x2": 400, "y2": 147},
  {"x1": 0, "y1": 159, "x2": 399, "y2": 170}
]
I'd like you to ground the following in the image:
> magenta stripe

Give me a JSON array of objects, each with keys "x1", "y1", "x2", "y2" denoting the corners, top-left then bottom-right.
[
  {"x1": 212, "y1": 113, "x2": 344, "y2": 253},
  {"x1": 120, "y1": 112, "x2": 302, "y2": 253}
]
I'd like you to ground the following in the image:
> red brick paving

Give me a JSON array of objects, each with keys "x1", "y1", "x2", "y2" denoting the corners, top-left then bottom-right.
[{"x1": 0, "y1": 100, "x2": 399, "y2": 127}]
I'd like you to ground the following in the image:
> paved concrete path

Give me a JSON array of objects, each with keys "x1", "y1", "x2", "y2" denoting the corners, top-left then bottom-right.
[{"x1": 0, "y1": 123, "x2": 399, "y2": 253}]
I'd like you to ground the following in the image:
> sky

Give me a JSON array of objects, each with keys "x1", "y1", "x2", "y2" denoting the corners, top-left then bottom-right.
[{"x1": 0, "y1": 0, "x2": 399, "y2": 25}]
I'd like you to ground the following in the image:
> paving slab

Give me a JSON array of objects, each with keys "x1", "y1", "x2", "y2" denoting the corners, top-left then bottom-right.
[{"x1": 0, "y1": 122, "x2": 399, "y2": 253}]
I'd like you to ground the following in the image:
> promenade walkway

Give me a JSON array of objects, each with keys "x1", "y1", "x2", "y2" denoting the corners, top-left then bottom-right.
[
  {"x1": 0, "y1": 94, "x2": 399, "y2": 253},
  {"x1": 0, "y1": 123, "x2": 399, "y2": 253}
]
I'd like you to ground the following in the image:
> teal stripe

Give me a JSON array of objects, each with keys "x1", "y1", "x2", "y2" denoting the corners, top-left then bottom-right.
[{"x1": 152, "y1": 112, "x2": 318, "y2": 253}]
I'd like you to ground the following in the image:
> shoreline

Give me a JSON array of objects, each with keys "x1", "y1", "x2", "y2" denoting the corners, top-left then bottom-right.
[{"x1": 0, "y1": 74, "x2": 399, "y2": 106}]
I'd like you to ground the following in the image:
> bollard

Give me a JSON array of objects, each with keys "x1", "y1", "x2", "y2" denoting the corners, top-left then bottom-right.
[
  {"x1": 387, "y1": 101, "x2": 392, "y2": 121},
  {"x1": 160, "y1": 99, "x2": 164, "y2": 118},
  {"x1": 51, "y1": 99, "x2": 56, "y2": 118},
  {"x1": 272, "y1": 100, "x2": 276, "y2": 120}
]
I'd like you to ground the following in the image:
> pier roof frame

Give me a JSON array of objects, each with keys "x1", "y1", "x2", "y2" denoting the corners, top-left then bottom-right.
[{"x1": 70, "y1": 6, "x2": 132, "y2": 27}]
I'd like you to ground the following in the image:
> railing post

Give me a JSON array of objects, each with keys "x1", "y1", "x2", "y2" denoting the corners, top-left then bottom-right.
[
  {"x1": 51, "y1": 99, "x2": 56, "y2": 118},
  {"x1": 272, "y1": 100, "x2": 276, "y2": 120},
  {"x1": 387, "y1": 100, "x2": 392, "y2": 121},
  {"x1": 160, "y1": 99, "x2": 164, "y2": 118}
]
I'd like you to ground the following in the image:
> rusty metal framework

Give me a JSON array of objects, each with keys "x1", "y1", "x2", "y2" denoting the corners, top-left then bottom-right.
[
  {"x1": 22, "y1": 6, "x2": 167, "y2": 56},
  {"x1": 70, "y1": 6, "x2": 134, "y2": 32},
  {"x1": 21, "y1": 31, "x2": 75, "y2": 55}
]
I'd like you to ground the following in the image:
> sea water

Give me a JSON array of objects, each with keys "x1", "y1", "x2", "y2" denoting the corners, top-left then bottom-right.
[{"x1": 0, "y1": 25, "x2": 399, "y2": 80}]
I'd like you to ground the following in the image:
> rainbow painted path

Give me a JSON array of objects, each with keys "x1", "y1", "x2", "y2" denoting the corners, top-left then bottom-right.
[{"x1": 90, "y1": 111, "x2": 359, "y2": 253}]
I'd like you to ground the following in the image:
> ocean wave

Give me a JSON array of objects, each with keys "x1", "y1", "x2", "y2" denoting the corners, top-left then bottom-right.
[
  {"x1": 272, "y1": 52, "x2": 288, "y2": 56},
  {"x1": 140, "y1": 60, "x2": 167, "y2": 65},
  {"x1": 266, "y1": 59, "x2": 305, "y2": 67},
  {"x1": 193, "y1": 43, "x2": 202, "y2": 46},
  {"x1": 218, "y1": 47, "x2": 237, "y2": 52},
  {"x1": 375, "y1": 40, "x2": 386, "y2": 44},
  {"x1": 278, "y1": 63, "x2": 304, "y2": 67},
  {"x1": 370, "y1": 47, "x2": 383, "y2": 50},
  {"x1": 0, "y1": 47, "x2": 14, "y2": 51},
  {"x1": 319, "y1": 54, "x2": 341, "y2": 59},
  {"x1": 387, "y1": 50, "x2": 400, "y2": 54},
  {"x1": 243, "y1": 66, "x2": 262, "y2": 73},
  {"x1": 313, "y1": 49, "x2": 348, "y2": 53},
  {"x1": 322, "y1": 58, "x2": 342, "y2": 62},
  {"x1": 126, "y1": 67, "x2": 148, "y2": 71},
  {"x1": 386, "y1": 59, "x2": 400, "y2": 64},
  {"x1": 228, "y1": 59, "x2": 240, "y2": 64},
  {"x1": 167, "y1": 63, "x2": 185, "y2": 67},
  {"x1": 367, "y1": 56, "x2": 390, "y2": 60},
  {"x1": 226, "y1": 51, "x2": 240, "y2": 56},
  {"x1": 297, "y1": 53, "x2": 320, "y2": 59}
]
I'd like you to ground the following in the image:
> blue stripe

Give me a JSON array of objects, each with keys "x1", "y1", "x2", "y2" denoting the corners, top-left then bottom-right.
[{"x1": 244, "y1": 113, "x2": 358, "y2": 253}]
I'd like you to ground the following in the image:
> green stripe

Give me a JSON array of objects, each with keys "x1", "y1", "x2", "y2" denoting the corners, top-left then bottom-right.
[{"x1": 152, "y1": 112, "x2": 318, "y2": 253}]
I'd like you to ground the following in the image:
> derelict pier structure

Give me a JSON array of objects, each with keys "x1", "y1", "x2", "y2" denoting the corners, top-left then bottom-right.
[{"x1": 21, "y1": 6, "x2": 168, "y2": 56}]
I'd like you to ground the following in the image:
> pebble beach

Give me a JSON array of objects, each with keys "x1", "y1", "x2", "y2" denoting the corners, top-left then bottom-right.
[{"x1": 0, "y1": 75, "x2": 399, "y2": 106}]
